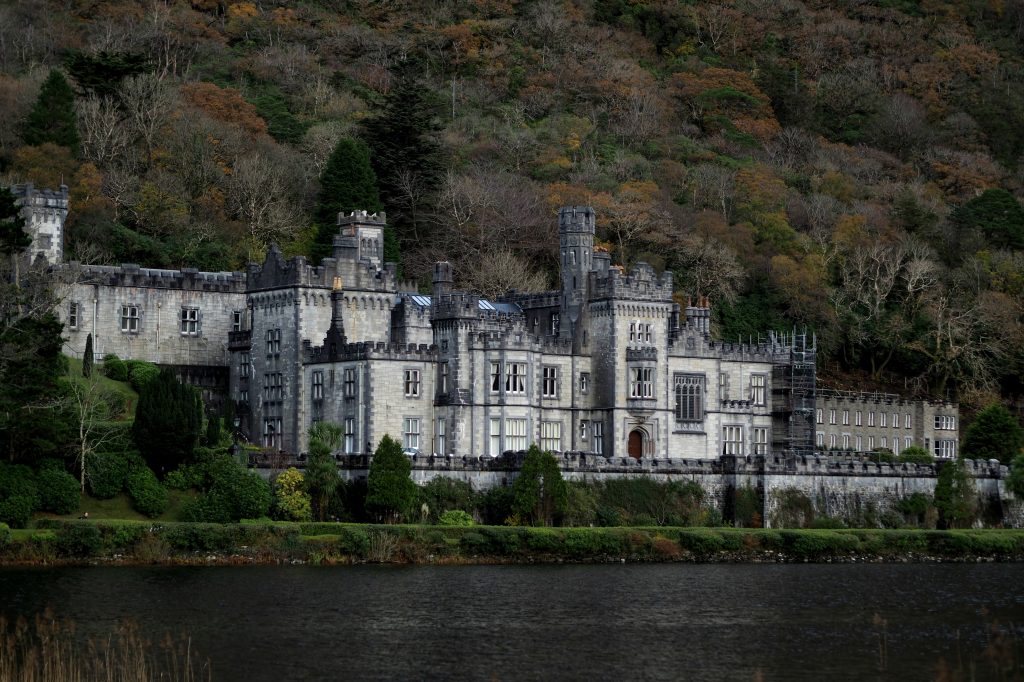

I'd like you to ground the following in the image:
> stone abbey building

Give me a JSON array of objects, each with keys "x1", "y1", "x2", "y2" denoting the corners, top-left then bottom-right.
[{"x1": 13, "y1": 184, "x2": 958, "y2": 461}]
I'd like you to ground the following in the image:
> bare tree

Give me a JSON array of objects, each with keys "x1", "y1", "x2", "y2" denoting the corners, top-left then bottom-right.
[
  {"x1": 226, "y1": 152, "x2": 301, "y2": 260},
  {"x1": 76, "y1": 95, "x2": 133, "y2": 168},
  {"x1": 120, "y1": 73, "x2": 177, "y2": 168},
  {"x1": 686, "y1": 164, "x2": 735, "y2": 223},
  {"x1": 462, "y1": 249, "x2": 550, "y2": 299},
  {"x1": 65, "y1": 369, "x2": 120, "y2": 491},
  {"x1": 670, "y1": 233, "x2": 745, "y2": 304}
]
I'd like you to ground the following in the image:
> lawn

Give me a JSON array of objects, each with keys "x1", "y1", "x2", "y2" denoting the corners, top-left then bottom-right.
[{"x1": 64, "y1": 356, "x2": 139, "y2": 419}]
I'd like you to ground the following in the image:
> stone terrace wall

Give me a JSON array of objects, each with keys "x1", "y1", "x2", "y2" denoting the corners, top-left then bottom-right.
[{"x1": 249, "y1": 452, "x2": 1023, "y2": 527}]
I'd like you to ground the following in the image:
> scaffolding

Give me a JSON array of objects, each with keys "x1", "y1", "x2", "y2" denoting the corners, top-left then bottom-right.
[{"x1": 770, "y1": 330, "x2": 817, "y2": 457}]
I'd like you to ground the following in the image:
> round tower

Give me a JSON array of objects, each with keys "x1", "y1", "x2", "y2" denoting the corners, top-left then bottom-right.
[{"x1": 558, "y1": 206, "x2": 595, "y2": 338}]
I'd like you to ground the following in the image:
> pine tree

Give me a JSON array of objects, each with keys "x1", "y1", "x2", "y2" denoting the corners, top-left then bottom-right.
[
  {"x1": 22, "y1": 70, "x2": 80, "y2": 155},
  {"x1": 132, "y1": 368, "x2": 202, "y2": 476},
  {"x1": 311, "y1": 138, "x2": 382, "y2": 263},
  {"x1": 362, "y1": 62, "x2": 443, "y2": 249},
  {"x1": 512, "y1": 445, "x2": 568, "y2": 526},
  {"x1": 0, "y1": 187, "x2": 30, "y2": 259},
  {"x1": 65, "y1": 51, "x2": 149, "y2": 100},
  {"x1": 366, "y1": 434, "x2": 417, "y2": 523},
  {"x1": 82, "y1": 333, "x2": 93, "y2": 378},
  {"x1": 205, "y1": 414, "x2": 221, "y2": 446},
  {"x1": 960, "y1": 404, "x2": 1024, "y2": 464}
]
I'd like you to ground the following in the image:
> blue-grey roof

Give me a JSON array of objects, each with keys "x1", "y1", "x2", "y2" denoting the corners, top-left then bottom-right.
[{"x1": 403, "y1": 294, "x2": 521, "y2": 314}]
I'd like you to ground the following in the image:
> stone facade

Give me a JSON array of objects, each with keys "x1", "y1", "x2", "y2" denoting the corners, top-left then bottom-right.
[
  {"x1": 814, "y1": 389, "x2": 960, "y2": 459},
  {"x1": 251, "y1": 206, "x2": 814, "y2": 458}
]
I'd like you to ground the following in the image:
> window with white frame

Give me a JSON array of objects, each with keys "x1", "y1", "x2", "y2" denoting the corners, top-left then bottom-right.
[
  {"x1": 240, "y1": 389, "x2": 248, "y2": 403},
  {"x1": 404, "y1": 369, "x2": 421, "y2": 397},
  {"x1": 265, "y1": 328, "x2": 281, "y2": 353},
  {"x1": 506, "y1": 418, "x2": 528, "y2": 451},
  {"x1": 880, "y1": 412, "x2": 887, "y2": 428},
  {"x1": 631, "y1": 321, "x2": 652, "y2": 343},
  {"x1": 120, "y1": 304, "x2": 139, "y2": 333},
  {"x1": 934, "y1": 439, "x2": 957, "y2": 458},
  {"x1": 842, "y1": 410, "x2": 849, "y2": 426},
  {"x1": 905, "y1": 436, "x2": 912, "y2": 449},
  {"x1": 829, "y1": 409, "x2": 836, "y2": 425},
  {"x1": 68, "y1": 302, "x2": 79, "y2": 329},
  {"x1": 719, "y1": 372, "x2": 729, "y2": 400},
  {"x1": 180, "y1": 307, "x2": 199, "y2": 336},
  {"x1": 240, "y1": 352, "x2": 250, "y2": 377},
  {"x1": 816, "y1": 408, "x2": 823, "y2": 424},
  {"x1": 232, "y1": 310, "x2": 243, "y2": 332},
  {"x1": 438, "y1": 363, "x2": 449, "y2": 394},
  {"x1": 829, "y1": 434, "x2": 837, "y2": 448},
  {"x1": 630, "y1": 367, "x2": 653, "y2": 399},
  {"x1": 934, "y1": 415, "x2": 956, "y2": 430},
  {"x1": 842, "y1": 434, "x2": 850, "y2": 449},
  {"x1": 750, "y1": 374, "x2": 766, "y2": 405},
  {"x1": 892, "y1": 412, "x2": 899, "y2": 428},
  {"x1": 263, "y1": 418, "x2": 282, "y2": 449},
  {"x1": 904, "y1": 413, "x2": 912, "y2": 429},
  {"x1": 489, "y1": 418, "x2": 501, "y2": 456},
  {"x1": 505, "y1": 363, "x2": 526, "y2": 394},
  {"x1": 490, "y1": 362, "x2": 501, "y2": 393},
  {"x1": 344, "y1": 366, "x2": 356, "y2": 399},
  {"x1": 753, "y1": 427, "x2": 768, "y2": 455},
  {"x1": 723, "y1": 426, "x2": 744, "y2": 455},
  {"x1": 868, "y1": 436, "x2": 875, "y2": 450},
  {"x1": 263, "y1": 372, "x2": 283, "y2": 400},
  {"x1": 436, "y1": 418, "x2": 446, "y2": 455},
  {"x1": 593, "y1": 421, "x2": 603, "y2": 454},
  {"x1": 540, "y1": 421, "x2": 561, "y2": 452},
  {"x1": 856, "y1": 435, "x2": 862, "y2": 450},
  {"x1": 855, "y1": 411, "x2": 862, "y2": 426},
  {"x1": 344, "y1": 418, "x2": 355, "y2": 453},
  {"x1": 579, "y1": 421, "x2": 587, "y2": 440},
  {"x1": 580, "y1": 372, "x2": 589, "y2": 394},
  {"x1": 629, "y1": 321, "x2": 636, "y2": 342},
  {"x1": 817, "y1": 432, "x2": 824, "y2": 446},
  {"x1": 403, "y1": 418, "x2": 420, "y2": 450},
  {"x1": 880, "y1": 436, "x2": 887, "y2": 449},
  {"x1": 542, "y1": 366, "x2": 558, "y2": 398},
  {"x1": 312, "y1": 370, "x2": 324, "y2": 400},
  {"x1": 868, "y1": 411, "x2": 875, "y2": 427},
  {"x1": 674, "y1": 374, "x2": 705, "y2": 422}
]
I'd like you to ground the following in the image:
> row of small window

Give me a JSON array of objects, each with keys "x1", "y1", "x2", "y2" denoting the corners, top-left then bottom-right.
[
  {"x1": 817, "y1": 433, "x2": 913, "y2": 451},
  {"x1": 817, "y1": 408, "x2": 916, "y2": 429},
  {"x1": 309, "y1": 369, "x2": 360, "y2": 399},
  {"x1": 68, "y1": 303, "x2": 246, "y2": 335},
  {"x1": 489, "y1": 363, "x2": 563, "y2": 397},
  {"x1": 628, "y1": 321, "x2": 654, "y2": 344},
  {"x1": 672, "y1": 374, "x2": 767, "y2": 421},
  {"x1": 486, "y1": 419, "x2": 604, "y2": 456},
  {"x1": 723, "y1": 426, "x2": 770, "y2": 455}
]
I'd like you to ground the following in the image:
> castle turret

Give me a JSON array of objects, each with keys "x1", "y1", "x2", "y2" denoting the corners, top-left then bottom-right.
[
  {"x1": 558, "y1": 206, "x2": 595, "y2": 339},
  {"x1": 334, "y1": 210, "x2": 387, "y2": 271},
  {"x1": 433, "y1": 261, "x2": 453, "y2": 300},
  {"x1": 10, "y1": 183, "x2": 69, "y2": 264},
  {"x1": 324, "y1": 276, "x2": 347, "y2": 359}
]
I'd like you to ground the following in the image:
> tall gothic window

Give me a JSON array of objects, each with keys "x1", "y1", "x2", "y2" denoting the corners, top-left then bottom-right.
[{"x1": 674, "y1": 374, "x2": 704, "y2": 422}]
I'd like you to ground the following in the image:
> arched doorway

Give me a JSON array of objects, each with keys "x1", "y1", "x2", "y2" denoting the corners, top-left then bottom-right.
[{"x1": 628, "y1": 430, "x2": 644, "y2": 459}]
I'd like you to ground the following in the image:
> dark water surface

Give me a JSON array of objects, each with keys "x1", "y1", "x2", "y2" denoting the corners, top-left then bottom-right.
[{"x1": 1, "y1": 563, "x2": 1022, "y2": 681}]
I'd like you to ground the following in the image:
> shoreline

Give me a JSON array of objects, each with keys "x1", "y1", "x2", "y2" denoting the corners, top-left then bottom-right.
[{"x1": 2, "y1": 520, "x2": 1023, "y2": 567}]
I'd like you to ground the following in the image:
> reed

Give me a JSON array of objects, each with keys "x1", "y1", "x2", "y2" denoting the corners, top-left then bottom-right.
[{"x1": 0, "y1": 608, "x2": 211, "y2": 682}]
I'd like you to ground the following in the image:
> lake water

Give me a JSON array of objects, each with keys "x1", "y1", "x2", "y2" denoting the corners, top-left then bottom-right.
[{"x1": 1, "y1": 563, "x2": 1022, "y2": 680}]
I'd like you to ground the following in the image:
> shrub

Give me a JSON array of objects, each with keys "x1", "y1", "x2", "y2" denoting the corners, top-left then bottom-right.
[
  {"x1": 164, "y1": 463, "x2": 204, "y2": 491},
  {"x1": 337, "y1": 527, "x2": 370, "y2": 557},
  {"x1": 732, "y1": 485, "x2": 762, "y2": 527},
  {"x1": 897, "y1": 446, "x2": 933, "y2": 464},
  {"x1": 86, "y1": 451, "x2": 131, "y2": 499},
  {"x1": 460, "y1": 531, "x2": 490, "y2": 554},
  {"x1": 525, "y1": 528, "x2": 563, "y2": 553},
  {"x1": 55, "y1": 523, "x2": 103, "y2": 557},
  {"x1": 0, "y1": 522, "x2": 9, "y2": 546},
  {"x1": 784, "y1": 530, "x2": 859, "y2": 557},
  {"x1": 563, "y1": 528, "x2": 624, "y2": 557},
  {"x1": 480, "y1": 527, "x2": 523, "y2": 556},
  {"x1": 37, "y1": 468, "x2": 81, "y2": 515},
  {"x1": 422, "y1": 478, "x2": 478, "y2": 522},
  {"x1": 274, "y1": 468, "x2": 312, "y2": 522},
  {"x1": 366, "y1": 435, "x2": 418, "y2": 523},
  {"x1": 126, "y1": 467, "x2": 169, "y2": 518},
  {"x1": 512, "y1": 445, "x2": 567, "y2": 526},
  {"x1": 480, "y1": 486, "x2": 515, "y2": 525},
  {"x1": 934, "y1": 459, "x2": 977, "y2": 529},
  {"x1": 124, "y1": 359, "x2": 160, "y2": 392},
  {"x1": 438, "y1": 510, "x2": 475, "y2": 526},
  {"x1": 0, "y1": 463, "x2": 40, "y2": 528},
  {"x1": 102, "y1": 353, "x2": 128, "y2": 381},
  {"x1": 809, "y1": 517, "x2": 845, "y2": 529},
  {"x1": 678, "y1": 529, "x2": 724, "y2": 556}
]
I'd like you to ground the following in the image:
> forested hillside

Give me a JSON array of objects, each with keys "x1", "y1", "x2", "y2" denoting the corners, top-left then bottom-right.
[{"x1": 2, "y1": 0, "x2": 1024, "y2": 411}]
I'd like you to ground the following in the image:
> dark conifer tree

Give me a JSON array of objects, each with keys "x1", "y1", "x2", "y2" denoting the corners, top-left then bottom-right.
[
  {"x1": 22, "y1": 70, "x2": 80, "y2": 155},
  {"x1": 132, "y1": 368, "x2": 202, "y2": 476},
  {"x1": 205, "y1": 414, "x2": 221, "y2": 447},
  {"x1": 82, "y1": 333, "x2": 93, "y2": 378},
  {"x1": 0, "y1": 187, "x2": 30, "y2": 262},
  {"x1": 311, "y1": 137, "x2": 382, "y2": 263},
  {"x1": 64, "y1": 51, "x2": 149, "y2": 100},
  {"x1": 361, "y1": 62, "x2": 443, "y2": 251}
]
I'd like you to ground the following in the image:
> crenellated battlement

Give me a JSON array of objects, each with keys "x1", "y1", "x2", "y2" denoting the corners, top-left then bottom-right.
[
  {"x1": 558, "y1": 205, "x2": 596, "y2": 233},
  {"x1": 74, "y1": 263, "x2": 246, "y2": 292},
  {"x1": 306, "y1": 340, "x2": 438, "y2": 363},
  {"x1": 590, "y1": 262, "x2": 674, "y2": 302}
]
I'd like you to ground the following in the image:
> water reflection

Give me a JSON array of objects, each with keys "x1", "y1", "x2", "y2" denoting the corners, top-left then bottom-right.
[{"x1": 1, "y1": 564, "x2": 1021, "y2": 681}]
